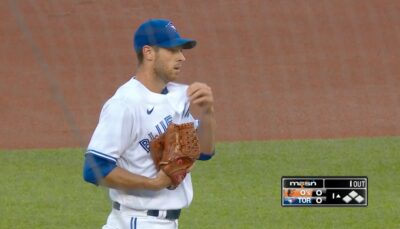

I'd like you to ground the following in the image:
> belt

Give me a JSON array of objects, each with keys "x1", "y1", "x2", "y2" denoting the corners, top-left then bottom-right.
[{"x1": 112, "y1": 202, "x2": 181, "y2": 220}]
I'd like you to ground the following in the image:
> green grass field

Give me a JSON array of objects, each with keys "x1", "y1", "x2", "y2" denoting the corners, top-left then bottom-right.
[{"x1": 1, "y1": 137, "x2": 399, "y2": 228}]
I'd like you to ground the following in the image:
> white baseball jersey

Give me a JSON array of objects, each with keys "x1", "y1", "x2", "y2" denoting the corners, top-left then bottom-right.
[{"x1": 87, "y1": 77, "x2": 197, "y2": 210}]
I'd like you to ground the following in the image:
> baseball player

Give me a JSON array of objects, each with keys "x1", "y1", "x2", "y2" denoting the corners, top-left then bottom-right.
[{"x1": 83, "y1": 19, "x2": 216, "y2": 229}]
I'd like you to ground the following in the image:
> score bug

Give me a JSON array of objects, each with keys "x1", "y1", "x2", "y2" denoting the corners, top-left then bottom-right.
[{"x1": 282, "y1": 176, "x2": 368, "y2": 207}]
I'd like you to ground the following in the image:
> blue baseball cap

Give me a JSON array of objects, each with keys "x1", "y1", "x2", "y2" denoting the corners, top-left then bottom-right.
[{"x1": 134, "y1": 19, "x2": 197, "y2": 52}]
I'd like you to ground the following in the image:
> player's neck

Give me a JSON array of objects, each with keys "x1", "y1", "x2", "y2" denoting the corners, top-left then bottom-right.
[{"x1": 135, "y1": 69, "x2": 166, "y2": 94}]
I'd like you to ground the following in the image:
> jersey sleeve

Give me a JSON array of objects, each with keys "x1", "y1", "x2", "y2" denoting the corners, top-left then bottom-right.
[
  {"x1": 87, "y1": 98, "x2": 135, "y2": 161},
  {"x1": 83, "y1": 153, "x2": 117, "y2": 185}
]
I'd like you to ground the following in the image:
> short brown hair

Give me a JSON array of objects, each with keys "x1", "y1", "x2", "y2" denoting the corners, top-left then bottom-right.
[{"x1": 136, "y1": 51, "x2": 144, "y2": 65}]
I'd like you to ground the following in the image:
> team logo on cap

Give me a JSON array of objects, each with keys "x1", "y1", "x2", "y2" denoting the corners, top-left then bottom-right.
[{"x1": 166, "y1": 22, "x2": 177, "y2": 32}]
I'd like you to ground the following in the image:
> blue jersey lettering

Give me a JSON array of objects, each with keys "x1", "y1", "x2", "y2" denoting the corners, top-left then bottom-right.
[
  {"x1": 139, "y1": 115, "x2": 173, "y2": 153},
  {"x1": 139, "y1": 139, "x2": 150, "y2": 153}
]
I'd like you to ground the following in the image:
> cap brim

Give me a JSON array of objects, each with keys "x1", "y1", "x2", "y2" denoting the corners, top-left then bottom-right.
[{"x1": 158, "y1": 38, "x2": 197, "y2": 49}]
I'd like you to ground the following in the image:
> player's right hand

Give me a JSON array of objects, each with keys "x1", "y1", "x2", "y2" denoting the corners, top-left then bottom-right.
[{"x1": 187, "y1": 82, "x2": 214, "y2": 116}]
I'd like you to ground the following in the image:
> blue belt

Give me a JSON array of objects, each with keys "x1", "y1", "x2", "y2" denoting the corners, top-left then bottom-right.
[{"x1": 112, "y1": 202, "x2": 181, "y2": 220}]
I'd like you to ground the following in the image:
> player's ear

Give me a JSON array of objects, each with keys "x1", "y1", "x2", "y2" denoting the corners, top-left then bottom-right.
[{"x1": 142, "y1": 45, "x2": 156, "y2": 61}]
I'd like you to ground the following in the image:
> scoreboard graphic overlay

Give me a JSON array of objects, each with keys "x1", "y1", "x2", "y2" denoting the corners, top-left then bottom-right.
[{"x1": 282, "y1": 176, "x2": 368, "y2": 207}]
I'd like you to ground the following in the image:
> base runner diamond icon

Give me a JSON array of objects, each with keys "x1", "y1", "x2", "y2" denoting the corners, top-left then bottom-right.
[
  {"x1": 343, "y1": 195, "x2": 352, "y2": 203},
  {"x1": 349, "y1": 191, "x2": 358, "y2": 198},
  {"x1": 355, "y1": 195, "x2": 364, "y2": 203}
]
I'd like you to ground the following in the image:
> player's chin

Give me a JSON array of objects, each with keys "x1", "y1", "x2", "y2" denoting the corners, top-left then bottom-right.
[{"x1": 168, "y1": 71, "x2": 180, "y2": 81}]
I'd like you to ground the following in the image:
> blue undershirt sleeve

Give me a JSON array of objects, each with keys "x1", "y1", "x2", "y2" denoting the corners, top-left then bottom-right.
[
  {"x1": 83, "y1": 153, "x2": 117, "y2": 185},
  {"x1": 198, "y1": 151, "x2": 215, "y2": 161}
]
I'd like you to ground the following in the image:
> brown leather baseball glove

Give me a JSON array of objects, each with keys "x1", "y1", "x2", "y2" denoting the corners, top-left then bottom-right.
[{"x1": 150, "y1": 122, "x2": 200, "y2": 190}]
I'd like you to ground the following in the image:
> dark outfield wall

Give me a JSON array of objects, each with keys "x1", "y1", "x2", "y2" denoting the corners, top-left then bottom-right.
[{"x1": 1, "y1": 0, "x2": 399, "y2": 148}]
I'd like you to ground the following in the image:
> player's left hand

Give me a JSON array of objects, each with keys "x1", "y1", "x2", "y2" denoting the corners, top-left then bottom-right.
[
  {"x1": 187, "y1": 82, "x2": 214, "y2": 116},
  {"x1": 151, "y1": 170, "x2": 173, "y2": 190}
]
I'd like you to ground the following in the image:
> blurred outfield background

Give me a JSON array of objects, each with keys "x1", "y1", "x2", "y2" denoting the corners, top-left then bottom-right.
[
  {"x1": 1, "y1": 0, "x2": 400, "y2": 228},
  {"x1": 1, "y1": 0, "x2": 400, "y2": 148},
  {"x1": 1, "y1": 138, "x2": 399, "y2": 228}
]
